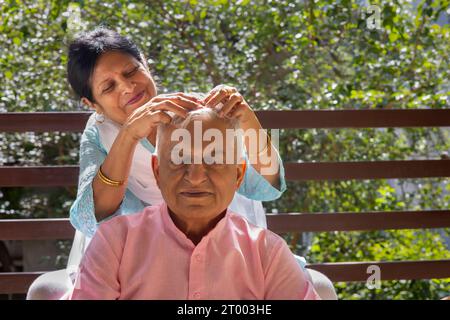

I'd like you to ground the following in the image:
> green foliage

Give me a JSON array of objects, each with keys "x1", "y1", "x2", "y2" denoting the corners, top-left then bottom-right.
[{"x1": 0, "y1": 0, "x2": 449, "y2": 299}]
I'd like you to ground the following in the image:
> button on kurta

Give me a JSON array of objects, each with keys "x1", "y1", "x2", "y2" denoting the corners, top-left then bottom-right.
[{"x1": 193, "y1": 292, "x2": 201, "y2": 299}]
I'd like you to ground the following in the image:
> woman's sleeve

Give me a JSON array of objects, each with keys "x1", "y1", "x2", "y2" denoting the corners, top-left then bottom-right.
[
  {"x1": 237, "y1": 150, "x2": 287, "y2": 201},
  {"x1": 69, "y1": 125, "x2": 144, "y2": 238}
]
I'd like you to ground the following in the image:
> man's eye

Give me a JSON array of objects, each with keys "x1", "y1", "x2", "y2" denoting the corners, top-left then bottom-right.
[
  {"x1": 170, "y1": 159, "x2": 185, "y2": 167},
  {"x1": 169, "y1": 153, "x2": 187, "y2": 166}
]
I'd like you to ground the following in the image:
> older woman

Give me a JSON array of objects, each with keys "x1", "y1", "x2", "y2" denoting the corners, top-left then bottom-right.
[
  {"x1": 27, "y1": 27, "x2": 336, "y2": 300},
  {"x1": 70, "y1": 108, "x2": 319, "y2": 300}
]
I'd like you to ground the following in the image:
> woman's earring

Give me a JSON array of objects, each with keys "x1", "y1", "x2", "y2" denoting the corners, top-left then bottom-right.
[{"x1": 95, "y1": 112, "x2": 105, "y2": 124}]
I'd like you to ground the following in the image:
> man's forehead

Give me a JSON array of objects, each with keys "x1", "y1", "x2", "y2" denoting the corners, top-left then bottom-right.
[
  {"x1": 160, "y1": 116, "x2": 232, "y2": 142},
  {"x1": 186, "y1": 115, "x2": 231, "y2": 130},
  {"x1": 157, "y1": 115, "x2": 242, "y2": 163},
  {"x1": 163, "y1": 124, "x2": 234, "y2": 148}
]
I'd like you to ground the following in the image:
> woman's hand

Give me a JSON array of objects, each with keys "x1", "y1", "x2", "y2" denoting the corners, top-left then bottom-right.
[
  {"x1": 203, "y1": 85, "x2": 256, "y2": 125},
  {"x1": 122, "y1": 92, "x2": 203, "y2": 143},
  {"x1": 203, "y1": 85, "x2": 281, "y2": 188}
]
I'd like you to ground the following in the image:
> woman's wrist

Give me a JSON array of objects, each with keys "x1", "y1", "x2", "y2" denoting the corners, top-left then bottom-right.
[
  {"x1": 120, "y1": 125, "x2": 141, "y2": 145},
  {"x1": 238, "y1": 110, "x2": 260, "y2": 131}
]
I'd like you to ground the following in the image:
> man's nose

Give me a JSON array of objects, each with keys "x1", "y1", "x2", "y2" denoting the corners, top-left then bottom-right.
[{"x1": 184, "y1": 163, "x2": 208, "y2": 186}]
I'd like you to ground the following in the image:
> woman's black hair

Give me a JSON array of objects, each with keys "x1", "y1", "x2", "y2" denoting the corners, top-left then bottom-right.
[{"x1": 67, "y1": 27, "x2": 144, "y2": 102}]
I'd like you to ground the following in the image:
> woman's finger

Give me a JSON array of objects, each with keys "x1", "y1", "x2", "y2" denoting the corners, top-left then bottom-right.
[
  {"x1": 150, "y1": 95, "x2": 201, "y2": 110},
  {"x1": 149, "y1": 110, "x2": 173, "y2": 125},
  {"x1": 207, "y1": 86, "x2": 238, "y2": 106},
  {"x1": 227, "y1": 102, "x2": 246, "y2": 120},
  {"x1": 151, "y1": 100, "x2": 190, "y2": 118},
  {"x1": 152, "y1": 92, "x2": 201, "y2": 104},
  {"x1": 203, "y1": 86, "x2": 223, "y2": 105},
  {"x1": 175, "y1": 92, "x2": 203, "y2": 102},
  {"x1": 205, "y1": 89, "x2": 231, "y2": 109},
  {"x1": 128, "y1": 103, "x2": 151, "y2": 119},
  {"x1": 203, "y1": 90, "x2": 222, "y2": 107},
  {"x1": 219, "y1": 93, "x2": 243, "y2": 117}
]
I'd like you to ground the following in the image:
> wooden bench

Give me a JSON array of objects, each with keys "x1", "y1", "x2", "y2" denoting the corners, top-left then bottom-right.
[{"x1": 1, "y1": 110, "x2": 450, "y2": 295}]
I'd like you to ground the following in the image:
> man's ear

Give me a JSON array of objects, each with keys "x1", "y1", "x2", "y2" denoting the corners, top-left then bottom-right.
[
  {"x1": 151, "y1": 154, "x2": 161, "y2": 189},
  {"x1": 236, "y1": 160, "x2": 247, "y2": 189}
]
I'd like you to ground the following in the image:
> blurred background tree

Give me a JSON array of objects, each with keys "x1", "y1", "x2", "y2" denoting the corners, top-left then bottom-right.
[{"x1": 0, "y1": 0, "x2": 449, "y2": 299}]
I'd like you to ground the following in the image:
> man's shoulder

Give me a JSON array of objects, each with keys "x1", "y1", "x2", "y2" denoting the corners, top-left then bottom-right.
[{"x1": 227, "y1": 211, "x2": 285, "y2": 247}]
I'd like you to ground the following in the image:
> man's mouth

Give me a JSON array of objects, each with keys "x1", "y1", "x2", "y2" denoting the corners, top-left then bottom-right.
[
  {"x1": 126, "y1": 91, "x2": 145, "y2": 106},
  {"x1": 179, "y1": 190, "x2": 213, "y2": 198}
]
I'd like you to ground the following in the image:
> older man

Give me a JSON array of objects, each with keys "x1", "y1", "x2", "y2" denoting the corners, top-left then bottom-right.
[{"x1": 70, "y1": 108, "x2": 320, "y2": 300}]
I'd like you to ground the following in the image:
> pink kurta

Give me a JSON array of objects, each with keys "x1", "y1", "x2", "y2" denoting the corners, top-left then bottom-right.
[{"x1": 70, "y1": 203, "x2": 319, "y2": 300}]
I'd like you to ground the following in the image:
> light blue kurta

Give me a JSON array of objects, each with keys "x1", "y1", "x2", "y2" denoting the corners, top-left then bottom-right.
[{"x1": 69, "y1": 121, "x2": 287, "y2": 238}]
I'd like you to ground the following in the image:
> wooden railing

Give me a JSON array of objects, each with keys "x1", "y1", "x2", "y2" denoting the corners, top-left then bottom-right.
[{"x1": 1, "y1": 110, "x2": 450, "y2": 295}]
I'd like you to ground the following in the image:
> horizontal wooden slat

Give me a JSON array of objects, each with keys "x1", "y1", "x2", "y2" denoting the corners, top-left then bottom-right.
[
  {"x1": 0, "y1": 219, "x2": 75, "y2": 240},
  {"x1": 0, "y1": 272, "x2": 42, "y2": 294},
  {"x1": 284, "y1": 160, "x2": 450, "y2": 180},
  {"x1": 1, "y1": 210, "x2": 448, "y2": 241},
  {"x1": 0, "y1": 166, "x2": 79, "y2": 187},
  {"x1": 1, "y1": 160, "x2": 448, "y2": 187},
  {"x1": 0, "y1": 112, "x2": 92, "y2": 132},
  {"x1": 307, "y1": 260, "x2": 450, "y2": 282},
  {"x1": 267, "y1": 210, "x2": 450, "y2": 232},
  {"x1": 256, "y1": 109, "x2": 450, "y2": 129},
  {"x1": 1, "y1": 260, "x2": 449, "y2": 294},
  {"x1": 1, "y1": 110, "x2": 450, "y2": 132}
]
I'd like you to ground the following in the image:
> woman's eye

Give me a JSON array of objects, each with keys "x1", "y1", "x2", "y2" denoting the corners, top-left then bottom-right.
[
  {"x1": 126, "y1": 66, "x2": 139, "y2": 77},
  {"x1": 102, "y1": 84, "x2": 114, "y2": 93}
]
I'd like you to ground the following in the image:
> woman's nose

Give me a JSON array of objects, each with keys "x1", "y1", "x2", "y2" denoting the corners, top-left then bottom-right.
[{"x1": 119, "y1": 78, "x2": 136, "y2": 94}]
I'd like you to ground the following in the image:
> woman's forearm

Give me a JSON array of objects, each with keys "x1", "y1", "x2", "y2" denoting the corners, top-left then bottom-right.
[
  {"x1": 92, "y1": 127, "x2": 139, "y2": 222},
  {"x1": 240, "y1": 115, "x2": 281, "y2": 189}
]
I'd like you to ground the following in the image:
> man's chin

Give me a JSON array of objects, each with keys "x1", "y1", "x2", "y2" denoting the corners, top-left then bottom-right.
[
  {"x1": 170, "y1": 202, "x2": 225, "y2": 217},
  {"x1": 181, "y1": 203, "x2": 215, "y2": 213}
]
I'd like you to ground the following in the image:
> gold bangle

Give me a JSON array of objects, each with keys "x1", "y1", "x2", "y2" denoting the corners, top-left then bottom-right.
[{"x1": 97, "y1": 166, "x2": 124, "y2": 187}]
